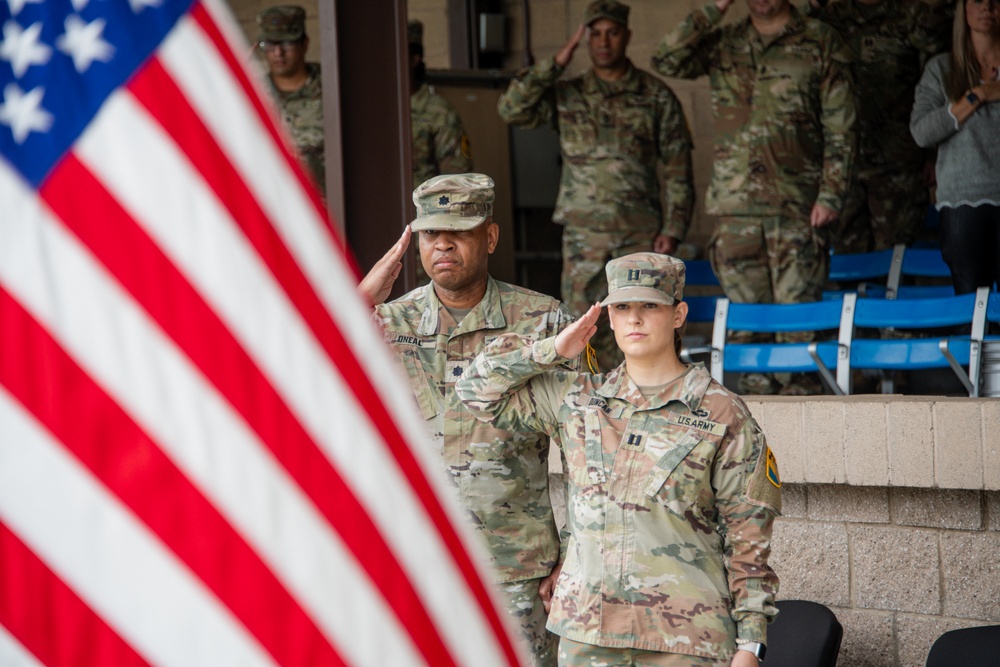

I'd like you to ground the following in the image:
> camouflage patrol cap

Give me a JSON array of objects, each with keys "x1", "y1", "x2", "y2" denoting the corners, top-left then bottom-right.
[
  {"x1": 408, "y1": 19, "x2": 423, "y2": 47},
  {"x1": 256, "y1": 5, "x2": 306, "y2": 43},
  {"x1": 584, "y1": 0, "x2": 630, "y2": 27},
  {"x1": 411, "y1": 173, "x2": 495, "y2": 231},
  {"x1": 601, "y1": 252, "x2": 685, "y2": 306}
]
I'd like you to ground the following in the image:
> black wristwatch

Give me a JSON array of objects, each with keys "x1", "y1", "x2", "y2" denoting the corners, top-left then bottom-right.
[
  {"x1": 737, "y1": 641, "x2": 767, "y2": 661},
  {"x1": 966, "y1": 89, "x2": 980, "y2": 106}
]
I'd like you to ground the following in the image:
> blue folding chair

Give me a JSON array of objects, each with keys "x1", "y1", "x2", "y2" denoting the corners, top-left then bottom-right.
[
  {"x1": 710, "y1": 298, "x2": 846, "y2": 394},
  {"x1": 968, "y1": 290, "x2": 1000, "y2": 397},
  {"x1": 824, "y1": 246, "x2": 902, "y2": 300},
  {"x1": 835, "y1": 290, "x2": 987, "y2": 395}
]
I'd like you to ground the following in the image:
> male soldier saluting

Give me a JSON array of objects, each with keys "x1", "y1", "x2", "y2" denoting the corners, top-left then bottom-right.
[
  {"x1": 653, "y1": 0, "x2": 858, "y2": 395},
  {"x1": 360, "y1": 174, "x2": 575, "y2": 667},
  {"x1": 497, "y1": 0, "x2": 694, "y2": 374},
  {"x1": 255, "y1": 5, "x2": 325, "y2": 196}
]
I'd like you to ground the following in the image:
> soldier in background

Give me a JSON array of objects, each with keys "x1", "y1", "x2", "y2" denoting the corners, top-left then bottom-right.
[
  {"x1": 359, "y1": 174, "x2": 574, "y2": 667},
  {"x1": 409, "y1": 20, "x2": 473, "y2": 186},
  {"x1": 805, "y1": 0, "x2": 952, "y2": 252},
  {"x1": 255, "y1": 5, "x2": 325, "y2": 196},
  {"x1": 654, "y1": 0, "x2": 857, "y2": 395},
  {"x1": 497, "y1": 0, "x2": 694, "y2": 373}
]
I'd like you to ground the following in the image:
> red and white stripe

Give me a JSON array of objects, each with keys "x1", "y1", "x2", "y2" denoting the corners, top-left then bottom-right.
[{"x1": 0, "y1": 0, "x2": 523, "y2": 665}]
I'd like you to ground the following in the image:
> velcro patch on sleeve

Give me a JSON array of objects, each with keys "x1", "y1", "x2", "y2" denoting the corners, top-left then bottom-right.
[{"x1": 744, "y1": 444, "x2": 782, "y2": 515}]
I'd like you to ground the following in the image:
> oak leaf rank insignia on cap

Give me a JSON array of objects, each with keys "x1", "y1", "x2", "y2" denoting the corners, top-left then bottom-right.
[{"x1": 411, "y1": 173, "x2": 495, "y2": 232}]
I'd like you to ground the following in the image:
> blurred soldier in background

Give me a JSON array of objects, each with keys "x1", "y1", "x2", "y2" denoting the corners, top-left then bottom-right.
[
  {"x1": 497, "y1": 0, "x2": 695, "y2": 373},
  {"x1": 255, "y1": 5, "x2": 325, "y2": 196}
]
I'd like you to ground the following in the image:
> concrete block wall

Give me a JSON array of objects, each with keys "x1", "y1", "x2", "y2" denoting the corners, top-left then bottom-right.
[{"x1": 773, "y1": 484, "x2": 1000, "y2": 667}]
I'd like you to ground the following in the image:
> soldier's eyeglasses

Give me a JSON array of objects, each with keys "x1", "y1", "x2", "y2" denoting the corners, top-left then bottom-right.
[{"x1": 258, "y1": 39, "x2": 304, "y2": 52}]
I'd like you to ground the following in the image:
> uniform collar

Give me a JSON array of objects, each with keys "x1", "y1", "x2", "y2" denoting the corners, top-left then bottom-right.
[
  {"x1": 739, "y1": 4, "x2": 806, "y2": 46},
  {"x1": 596, "y1": 361, "x2": 712, "y2": 412},
  {"x1": 417, "y1": 275, "x2": 506, "y2": 336},
  {"x1": 582, "y1": 59, "x2": 642, "y2": 96}
]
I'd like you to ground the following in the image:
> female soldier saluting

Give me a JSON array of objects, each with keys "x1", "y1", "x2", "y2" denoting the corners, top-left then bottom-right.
[{"x1": 456, "y1": 253, "x2": 780, "y2": 667}]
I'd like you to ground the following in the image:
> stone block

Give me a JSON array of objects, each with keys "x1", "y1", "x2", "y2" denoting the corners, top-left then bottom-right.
[
  {"x1": 833, "y1": 608, "x2": 895, "y2": 667},
  {"x1": 887, "y1": 401, "x2": 934, "y2": 488},
  {"x1": 895, "y1": 614, "x2": 990, "y2": 667},
  {"x1": 780, "y1": 483, "x2": 807, "y2": 519},
  {"x1": 845, "y1": 400, "x2": 888, "y2": 486},
  {"x1": 770, "y1": 521, "x2": 849, "y2": 607},
  {"x1": 804, "y1": 401, "x2": 846, "y2": 484},
  {"x1": 933, "y1": 401, "x2": 983, "y2": 489},
  {"x1": 941, "y1": 532, "x2": 1000, "y2": 621},
  {"x1": 983, "y1": 401, "x2": 1000, "y2": 491},
  {"x1": 892, "y1": 488, "x2": 983, "y2": 530},
  {"x1": 809, "y1": 484, "x2": 889, "y2": 524},
  {"x1": 851, "y1": 525, "x2": 940, "y2": 614},
  {"x1": 988, "y1": 491, "x2": 1000, "y2": 531},
  {"x1": 746, "y1": 399, "x2": 804, "y2": 484}
]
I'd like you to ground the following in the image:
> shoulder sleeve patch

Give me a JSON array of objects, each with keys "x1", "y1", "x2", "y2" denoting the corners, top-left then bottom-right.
[{"x1": 744, "y1": 444, "x2": 782, "y2": 515}]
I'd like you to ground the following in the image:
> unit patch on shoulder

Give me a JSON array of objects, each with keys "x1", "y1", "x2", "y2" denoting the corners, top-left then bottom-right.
[
  {"x1": 745, "y1": 444, "x2": 782, "y2": 514},
  {"x1": 766, "y1": 447, "x2": 781, "y2": 489}
]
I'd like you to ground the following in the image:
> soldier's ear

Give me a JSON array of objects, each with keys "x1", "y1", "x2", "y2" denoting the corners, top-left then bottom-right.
[{"x1": 486, "y1": 220, "x2": 499, "y2": 254}]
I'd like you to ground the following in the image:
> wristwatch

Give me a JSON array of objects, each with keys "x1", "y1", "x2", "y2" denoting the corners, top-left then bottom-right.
[
  {"x1": 737, "y1": 641, "x2": 767, "y2": 661},
  {"x1": 966, "y1": 89, "x2": 980, "y2": 106}
]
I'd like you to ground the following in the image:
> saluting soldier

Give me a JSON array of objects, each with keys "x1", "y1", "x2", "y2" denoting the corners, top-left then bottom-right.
[
  {"x1": 457, "y1": 253, "x2": 780, "y2": 667},
  {"x1": 497, "y1": 0, "x2": 695, "y2": 374},
  {"x1": 360, "y1": 174, "x2": 576, "y2": 667},
  {"x1": 653, "y1": 0, "x2": 858, "y2": 395}
]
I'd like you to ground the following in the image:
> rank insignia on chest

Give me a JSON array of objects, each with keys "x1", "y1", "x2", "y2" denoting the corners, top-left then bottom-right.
[{"x1": 623, "y1": 431, "x2": 646, "y2": 450}]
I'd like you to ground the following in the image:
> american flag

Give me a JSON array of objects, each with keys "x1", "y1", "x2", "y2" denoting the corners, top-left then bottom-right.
[{"x1": 0, "y1": 0, "x2": 522, "y2": 665}]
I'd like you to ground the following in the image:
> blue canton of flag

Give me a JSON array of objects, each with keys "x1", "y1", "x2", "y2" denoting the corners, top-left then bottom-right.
[{"x1": 0, "y1": 0, "x2": 190, "y2": 185}]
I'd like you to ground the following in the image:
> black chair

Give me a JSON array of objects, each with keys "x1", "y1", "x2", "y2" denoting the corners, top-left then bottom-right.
[
  {"x1": 926, "y1": 625, "x2": 1000, "y2": 666},
  {"x1": 766, "y1": 599, "x2": 843, "y2": 667}
]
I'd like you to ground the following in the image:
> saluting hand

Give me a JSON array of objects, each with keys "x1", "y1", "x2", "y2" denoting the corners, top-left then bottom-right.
[
  {"x1": 555, "y1": 303, "x2": 601, "y2": 359},
  {"x1": 555, "y1": 24, "x2": 587, "y2": 68},
  {"x1": 358, "y1": 225, "x2": 412, "y2": 306},
  {"x1": 715, "y1": 0, "x2": 735, "y2": 13}
]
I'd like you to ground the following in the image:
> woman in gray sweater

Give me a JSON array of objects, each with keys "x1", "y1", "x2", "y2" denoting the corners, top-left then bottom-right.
[{"x1": 911, "y1": 0, "x2": 1000, "y2": 294}]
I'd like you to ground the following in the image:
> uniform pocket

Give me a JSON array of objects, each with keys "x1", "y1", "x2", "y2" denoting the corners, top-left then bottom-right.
[{"x1": 399, "y1": 353, "x2": 440, "y2": 421}]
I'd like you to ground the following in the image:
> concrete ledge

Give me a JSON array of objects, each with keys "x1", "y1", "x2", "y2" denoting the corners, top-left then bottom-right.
[{"x1": 745, "y1": 396, "x2": 1000, "y2": 491}]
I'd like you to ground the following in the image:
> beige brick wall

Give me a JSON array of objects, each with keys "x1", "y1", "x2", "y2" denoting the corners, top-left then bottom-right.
[{"x1": 773, "y1": 484, "x2": 1000, "y2": 667}]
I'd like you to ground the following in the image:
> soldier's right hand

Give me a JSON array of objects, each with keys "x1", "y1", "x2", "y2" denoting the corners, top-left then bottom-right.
[
  {"x1": 358, "y1": 225, "x2": 411, "y2": 306},
  {"x1": 555, "y1": 303, "x2": 601, "y2": 359},
  {"x1": 715, "y1": 0, "x2": 735, "y2": 12},
  {"x1": 554, "y1": 24, "x2": 587, "y2": 68}
]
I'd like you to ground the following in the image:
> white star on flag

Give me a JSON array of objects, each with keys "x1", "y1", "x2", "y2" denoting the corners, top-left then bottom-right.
[
  {"x1": 0, "y1": 82, "x2": 53, "y2": 143},
  {"x1": 0, "y1": 20, "x2": 53, "y2": 78},
  {"x1": 4, "y1": 0, "x2": 42, "y2": 17},
  {"x1": 70, "y1": 0, "x2": 90, "y2": 12},
  {"x1": 55, "y1": 14, "x2": 114, "y2": 73},
  {"x1": 127, "y1": 0, "x2": 161, "y2": 13}
]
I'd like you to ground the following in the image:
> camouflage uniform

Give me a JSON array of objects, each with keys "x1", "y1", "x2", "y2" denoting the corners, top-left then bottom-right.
[
  {"x1": 377, "y1": 173, "x2": 578, "y2": 665},
  {"x1": 804, "y1": 0, "x2": 951, "y2": 252},
  {"x1": 456, "y1": 339, "x2": 781, "y2": 662},
  {"x1": 266, "y1": 62, "x2": 324, "y2": 196},
  {"x1": 653, "y1": 4, "x2": 856, "y2": 392},
  {"x1": 497, "y1": 54, "x2": 694, "y2": 372},
  {"x1": 411, "y1": 83, "x2": 473, "y2": 186}
]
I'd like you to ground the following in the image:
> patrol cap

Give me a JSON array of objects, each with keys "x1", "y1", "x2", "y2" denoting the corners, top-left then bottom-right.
[
  {"x1": 601, "y1": 252, "x2": 685, "y2": 307},
  {"x1": 411, "y1": 173, "x2": 495, "y2": 232},
  {"x1": 408, "y1": 19, "x2": 423, "y2": 47},
  {"x1": 584, "y1": 0, "x2": 630, "y2": 27},
  {"x1": 256, "y1": 5, "x2": 306, "y2": 43}
]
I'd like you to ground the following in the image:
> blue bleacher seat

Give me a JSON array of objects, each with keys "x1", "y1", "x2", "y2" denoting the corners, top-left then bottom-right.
[{"x1": 710, "y1": 298, "x2": 845, "y2": 394}]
